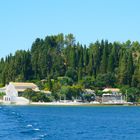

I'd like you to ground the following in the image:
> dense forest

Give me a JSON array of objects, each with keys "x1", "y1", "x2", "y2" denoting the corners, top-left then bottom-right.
[{"x1": 0, "y1": 33, "x2": 140, "y2": 102}]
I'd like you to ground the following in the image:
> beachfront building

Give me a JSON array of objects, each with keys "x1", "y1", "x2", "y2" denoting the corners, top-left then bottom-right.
[
  {"x1": 9, "y1": 82, "x2": 40, "y2": 93},
  {"x1": 1, "y1": 82, "x2": 52, "y2": 104},
  {"x1": 102, "y1": 88, "x2": 125, "y2": 104},
  {"x1": 2, "y1": 82, "x2": 40, "y2": 105},
  {"x1": 3, "y1": 82, "x2": 30, "y2": 105},
  {"x1": 0, "y1": 82, "x2": 40, "y2": 94}
]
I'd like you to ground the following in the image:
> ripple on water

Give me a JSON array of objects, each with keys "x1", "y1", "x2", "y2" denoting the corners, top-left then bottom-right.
[
  {"x1": 32, "y1": 133, "x2": 48, "y2": 140},
  {"x1": 20, "y1": 128, "x2": 39, "y2": 135},
  {"x1": 1, "y1": 106, "x2": 140, "y2": 140},
  {"x1": 34, "y1": 128, "x2": 40, "y2": 131},
  {"x1": 27, "y1": 124, "x2": 33, "y2": 127}
]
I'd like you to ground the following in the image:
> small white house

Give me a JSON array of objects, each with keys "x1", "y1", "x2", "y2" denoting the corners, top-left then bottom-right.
[
  {"x1": 102, "y1": 93, "x2": 124, "y2": 104},
  {"x1": 1, "y1": 82, "x2": 52, "y2": 105},
  {"x1": 102, "y1": 88, "x2": 125, "y2": 104},
  {"x1": 9, "y1": 82, "x2": 40, "y2": 92},
  {"x1": 3, "y1": 82, "x2": 18, "y2": 103},
  {"x1": 2, "y1": 82, "x2": 39, "y2": 105}
]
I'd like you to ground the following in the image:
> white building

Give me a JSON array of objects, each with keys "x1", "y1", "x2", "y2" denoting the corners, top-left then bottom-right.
[
  {"x1": 102, "y1": 88, "x2": 125, "y2": 104},
  {"x1": 1, "y1": 82, "x2": 52, "y2": 105},
  {"x1": 2, "y1": 82, "x2": 39, "y2": 105},
  {"x1": 9, "y1": 82, "x2": 40, "y2": 92}
]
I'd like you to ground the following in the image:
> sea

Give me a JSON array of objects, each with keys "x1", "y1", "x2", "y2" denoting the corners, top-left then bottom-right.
[{"x1": 0, "y1": 105, "x2": 140, "y2": 140}]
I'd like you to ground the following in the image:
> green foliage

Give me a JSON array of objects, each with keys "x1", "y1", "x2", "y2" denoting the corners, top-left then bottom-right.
[
  {"x1": 100, "y1": 40, "x2": 108, "y2": 73},
  {"x1": 131, "y1": 57, "x2": 140, "y2": 87},
  {"x1": 0, "y1": 34, "x2": 139, "y2": 91},
  {"x1": 95, "y1": 73, "x2": 116, "y2": 87},
  {"x1": 22, "y1": 89, "x2": 53, "y2": 102},
  {"x1": 120, "y1": 87, "x2": 140, "y2": 102},
  {"x1": 65, "y1": 68, "x2": 78, "y2": 82},
  {"x1": 0, "y1": 92, "x2": 5, "y2": 99},
  {"x1": 121, "y1": 86, "x2": 140, "y2": 103},
  {"x1": 79, "y1": 76, "x2": 95, "y2": 89},
  {"x1": 95, "y1": 90, "x2": 104, "y2": 97},
  {"x1": 36, "y1": 81, "x2": 45, "y2": 90},
  {"x1": 0, "y1": 84, "x2": 4, "y2": 88},
  {"x1": 59, "y1": 85, "x2": 82, "y2": 100},
  {"x1": 82, "y1": 94, "x2": 95, "y2": 102},
  {"x1": 58, "y1": 76, "x2": 73, "y2": 86},
  {"x1": 47, "y1": 76, "x2": 53, "y2": 90},
  {"x1": 127, "y1": 88, "x2": 140, "y2": 102}
]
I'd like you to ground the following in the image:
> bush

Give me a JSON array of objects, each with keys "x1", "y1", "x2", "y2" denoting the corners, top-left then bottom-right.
[
  {"x1": 82, "y1": 94, "x2": 95, "y2": 102},
  {"x1": 0, "y1": 92, "x2": 5, "y2": 99},
  {"x1": 22, "y1": 89, "x2": 53, "y2": 102},
  {"x1": 95, "y1": 73, "x2": 116, "y2": 87},
  {"x1": 59, "y1": 85, "x2": 82, "y2": 100}
]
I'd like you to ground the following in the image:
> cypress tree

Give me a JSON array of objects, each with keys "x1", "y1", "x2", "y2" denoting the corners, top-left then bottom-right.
[
  {"x1": 118, "y1": 51, "x2": 128, "y2": 85},
  {"x1": 100, "y1": 43, "x2": 108, "y2": 74},
  {"x1": 126, "y1": 52, "x2": 134, "y2": 85},
  {"x1": 132, "y1": 57, "x2": 140, "y2": 87}
]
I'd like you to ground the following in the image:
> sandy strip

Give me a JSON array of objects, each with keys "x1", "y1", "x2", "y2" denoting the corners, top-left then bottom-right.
[{"x1": 30, "y1": 102, "x2": 101, "y2": 106}]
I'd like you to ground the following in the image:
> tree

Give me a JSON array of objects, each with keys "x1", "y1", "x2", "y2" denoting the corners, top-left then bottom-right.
[
  {"x1": 65, "y1": 34, "x2": 75, "y2": 46},
  {"x1": 65, "y1": 67, "x2": 78, "y2": 82},
  {"x1": 83, "y1": 94, "x2": 95, "y2": 102},
  {"x1": 126, "y1": 52, "x2": 134, "y2": 85},
  {"x1": 118, "y1": 51, "x2": 128, "y2": 85},
  {"x1": 131, "y1": 57, "x2": 140, "y2": 87},
  {"x1": 80, "y1": 76, "x2": 95, "y2": 89},
  {"x1": 95, "y1": 73, "x2": 116, "y2": 87},
  {"x1": 48, "y1": 76, "x2": 53, "y2": 90},
  {"x1": 100, "y1": 40, "x2": 108, "y2": 73},
  {"x1": 0, "y1": 34, "x2": 139, "y2": 94}
]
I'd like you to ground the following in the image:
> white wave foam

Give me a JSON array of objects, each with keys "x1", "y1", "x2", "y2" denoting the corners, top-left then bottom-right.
[
  {"x1": 27, "y1": 124, "x2": 32, "y2": 127},
  {"x1": 34, "y1": 128, "x2": 40, "y2": 131}
]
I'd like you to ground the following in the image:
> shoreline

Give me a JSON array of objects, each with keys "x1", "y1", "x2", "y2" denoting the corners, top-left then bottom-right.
[
  {"x1": 30, "y1": 102, "x2": 134, "y2": 106},
  {"x1": 0, "y1": 100, "x2": 136, "y2": 106}
]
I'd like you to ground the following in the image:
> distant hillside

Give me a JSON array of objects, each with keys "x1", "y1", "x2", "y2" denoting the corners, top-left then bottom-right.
[{"x1": 0, "y1": 33, "x2": 140, "y2": 88}]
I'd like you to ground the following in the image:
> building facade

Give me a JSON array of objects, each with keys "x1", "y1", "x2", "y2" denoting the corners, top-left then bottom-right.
[
  {"x1": 102, "y1": 88, "x2": 125, "y2": 104},
  {"x1": 2, "y1": 82, "x2": 39, "y2": 105}
]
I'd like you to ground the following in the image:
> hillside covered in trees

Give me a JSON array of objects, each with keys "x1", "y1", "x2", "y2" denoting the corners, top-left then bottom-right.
[{"x1": 0, "y1": 33, "x2": 140, "y2": 90}]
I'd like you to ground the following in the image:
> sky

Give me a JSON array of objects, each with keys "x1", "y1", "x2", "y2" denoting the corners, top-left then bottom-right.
[{"x1": 0, "y1": 0, "x2": 140, "y2": 58}]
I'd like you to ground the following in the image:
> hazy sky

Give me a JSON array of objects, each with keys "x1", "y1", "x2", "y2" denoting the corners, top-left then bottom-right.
[{"x1": 0, "y1": 0, "x2": 140, "y2": 58}]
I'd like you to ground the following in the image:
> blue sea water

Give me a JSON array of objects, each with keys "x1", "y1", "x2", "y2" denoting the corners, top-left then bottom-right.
[{"x1": 0, "y1": 106, "x2": 140, "y2": 140}]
